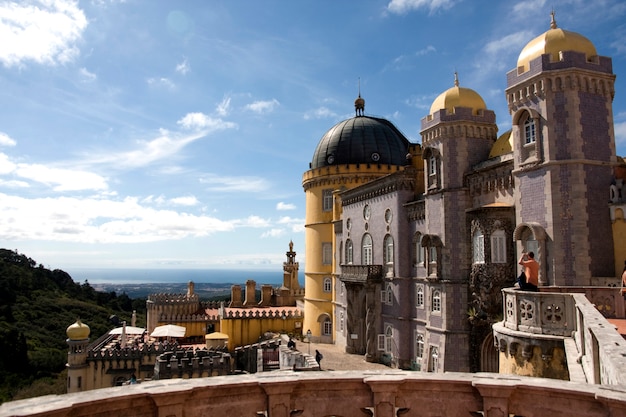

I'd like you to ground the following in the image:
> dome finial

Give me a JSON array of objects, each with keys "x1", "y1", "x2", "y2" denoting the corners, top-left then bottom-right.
[
  {"x1": 354, "y1": 77, "x2": 365, "y2": 116},
  {"x1": 550, "y1": 9, "x2": 557, "y2": 29},
  {"x1": 454, "y1": 71, "x2": 459, "y2": 87}
]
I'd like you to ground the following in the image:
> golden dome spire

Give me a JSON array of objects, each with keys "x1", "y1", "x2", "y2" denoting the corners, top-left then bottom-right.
[
  {"x1": 550, "y1": 9, "x2": 557, "y2": 29},
  {"x1": 454, "y1": 71, "x2": 459, "y2": 87}
]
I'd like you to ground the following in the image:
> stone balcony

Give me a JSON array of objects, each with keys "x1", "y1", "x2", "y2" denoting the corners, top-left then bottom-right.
[
  {"x1": 2, "y1": 371, "x2": 626, "y2": 417},
  {"x1": 493, "y1": 288, "x2": 626, "y2": 385}
]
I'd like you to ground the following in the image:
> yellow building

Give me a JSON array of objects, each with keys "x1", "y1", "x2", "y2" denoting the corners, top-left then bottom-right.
[{"x1": 301, "y1": 96, "x2": 419, "y2": 343}]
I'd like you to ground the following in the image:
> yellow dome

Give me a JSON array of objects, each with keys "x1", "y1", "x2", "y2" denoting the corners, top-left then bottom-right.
[
  {"x1": 489, "y1": 130, "x2": 513, "y2": 158},
  {"x1": 66, "y1": 319, "x2": 90, "y2": 340},
  {"x1": 517, "y1": 12, "x2": 597, "y2": 73},
  {"x1": 429, "y1": 73, "x2": 486, "y2": 116}
]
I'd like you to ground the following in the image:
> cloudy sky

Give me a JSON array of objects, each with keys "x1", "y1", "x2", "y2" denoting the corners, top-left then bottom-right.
[{"x1": 0, "y1": 0, "x2": 625, "y2": 276}]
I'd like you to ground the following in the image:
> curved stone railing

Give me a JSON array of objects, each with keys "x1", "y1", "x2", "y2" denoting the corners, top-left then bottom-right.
[
  {"x1": 2, "y1": 371, "x2": 626, "y2": 417},
  {"x1": 501, "y1": 288, "x2": 576, "y2": 335},
  {"x1": 494, "y1": 288, "x2": 626, "y2": 386}
]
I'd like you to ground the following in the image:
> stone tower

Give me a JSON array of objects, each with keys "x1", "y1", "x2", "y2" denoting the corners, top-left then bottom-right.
[
  {"x1": 507, "y1": 12, "x2": 617, "y2": 285},
  {"x1": 66, "y1": 319, "x2": 90, "y2": 393},
  {"x1": 302, "y1": 95, "x2": 412, "y2": 342}
]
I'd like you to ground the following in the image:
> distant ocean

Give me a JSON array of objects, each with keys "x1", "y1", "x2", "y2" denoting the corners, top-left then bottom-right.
[{"x1": 67, "y1": 268, "x2": 302, "y2": 286}]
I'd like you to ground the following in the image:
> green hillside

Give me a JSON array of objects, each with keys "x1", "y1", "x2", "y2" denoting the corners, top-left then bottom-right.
[{"x1": 0, "y1": 249, "x2": 145, "y2": 403}]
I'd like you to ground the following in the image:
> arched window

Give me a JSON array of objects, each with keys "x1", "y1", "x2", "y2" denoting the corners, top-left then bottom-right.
[
  {"x1": 415, "y1": 333, "x2": 424, "y2": 370},
  {"x1": 416, "y1": 285, "x2": 424, "y2": 308},
  {"x1": 523, "y1": 115, "x2": 536, "y2": 144},
  {"x1": 362, "y1": 234, "x2": 373, "y2": 265},
  {"x1": 491, "y1": 229, "x2": 507, "y2": 264},
  {"x1": 384, "y1": 234, "x2": 394, "y2": 276},
  {"x1": 414, "y1": 232, "x2": 424, "y2": 265},
  {"x1": 473, "y1": 230, "x2": 485, "y2": 264},
  {"x1": 432, "y1": 289, "x2": 441, "y2": 312},
  {"x1": 323, "y1": 277, "x2": 332, "y2": 293},
  {"x1": 345, "y1": 239, "x2": 353, "y2": 265},
  {"x1": 385, "y1": 325, "x2": 393, "y2": 353},
  {"x1": 429, "y1": 346, "x2": 439, "y2": 373}
]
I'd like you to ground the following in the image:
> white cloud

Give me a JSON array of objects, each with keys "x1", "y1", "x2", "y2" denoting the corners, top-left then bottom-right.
[
  {"x1": 169, "y1": 195, "x2": 199, "y2": 206},
  {"x1": 79, "y1": 67, "x2": 97, "y2": 82},
  {"x1": 0, "y1": 179, "x2": 29, "y2": 188},
  {"x1": 87, "y1": 129, "x2": 215, "y2": 169},
  {"x1": 484, "y1": 31, "x2": 532, "y2": 56},
  {"x1": 245, "y1": 99, "x2": 280, "y2": 114},
  {"x1": 303, "y1": 106, "x2": 338, "y2": 120},
  {"x1": 199, "y1": 174, "x2": 270, "y2": 193},
  {"x1": 387, "y1": 0, "x2": 457, "y2": 15},
  {"x1": 416, "y1": 45, "x2": 436, "y2": 56},
  {"x1": 216, "y1": 96, "x2": 231, "y2": 117},
  {"x1": 276, "y1": 202, "x2": 296, "y2": 210},
  {"x1": 147, "y1": 77, "x2": 176, "y2": 90},
  {"x1": 0, "y1": 193, "x2": 236, "y2": 243},
  {"x1": 175, "y1": 57, "x2": 190, "y2": 74},
  {"x1": 177, "y1": 112, "x2": 237, "y2": 131},
  {"x1": 0, "y1": 0, "x2": 87, "y2": 67},
  {"x1": 15, "y1": 163, "x2": 108, "y2": 191},
  {"x1": 234, "y1": 215, "x2": 270, "y2": 228},
  {"x1": 261, "y1": 228, "x2": 285, "y2": 238},
  {"x1": 0, "y1": 132, "x2": 17, "y2": 147}
]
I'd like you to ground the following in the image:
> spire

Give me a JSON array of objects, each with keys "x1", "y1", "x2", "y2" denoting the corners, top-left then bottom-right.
[
  {"x1": 354, "y1": 77, "x2": 365, "y2": 116},
  {"x1": 454, "y1": 71, "x2": 459, "y2": 87},
  {"x1": 550, "y1": 9, "x2": 557, "y2": 29}
]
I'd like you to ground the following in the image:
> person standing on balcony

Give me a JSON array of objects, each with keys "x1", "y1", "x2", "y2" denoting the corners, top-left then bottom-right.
[{"x1": 518, "y1": 252, "x2": 539, "y2": 292}]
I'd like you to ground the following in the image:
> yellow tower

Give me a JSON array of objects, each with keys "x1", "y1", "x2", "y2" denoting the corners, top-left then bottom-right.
[
  {"x1": 302, "y1": 95, "x2": 413, "y2": 342},
  {"x1": 66, "y1": 319, "x2": 90, "y2": 393}
]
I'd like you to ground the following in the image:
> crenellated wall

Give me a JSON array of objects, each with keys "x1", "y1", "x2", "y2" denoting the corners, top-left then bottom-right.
[{"x1": 3, "y1": 371, "x2": 626, "y2": 417}]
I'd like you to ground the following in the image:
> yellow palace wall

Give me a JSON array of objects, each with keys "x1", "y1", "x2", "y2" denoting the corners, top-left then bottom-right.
[{"x1": 220, "y1": 317, "x2": 301, "y2": 347}]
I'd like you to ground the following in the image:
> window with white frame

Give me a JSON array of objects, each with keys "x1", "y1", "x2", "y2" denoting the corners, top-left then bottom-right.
[
  {"x1": 385, "y1": 325, "x2": 393, "y2": 353},
  {"x1": 491, "y1": 229, "x2": 507, "y2": 264},
  {"x1": 416, "y1": 285, "x2": 424, "y2": 308},
  {"x1": 362, "y1": 234, "x2": 373, "y2": 265},
  {"x1": 414, "y1": 233, "x2": 424, "y2": 265},
  {"x1": 428, "y1": 246, "x2": 438, "y2": 276},
  {"x1": 473, "y1": 230, "x2": 485, "y2": 264},
  {"x1": 322, "y1": 242, "x2": 332, "y2": 265},
  {"x1": 429, "y1": 156, "x2": 436, "y2": 176},
  {"x1": 415, "y1": 333, "x2": 424, "y2": 370},
  {"x1": 384, "y1": 235, "x2": 394, "y2": 265},
  {"x1": 322, "y1": 189, "x2": 333, "y2": 211},
  {"x1": 345, "y1": 239, "x2": 353, "y2": 265},
  {"x1": 380, "y1": 285, "x2": 392, "y2": 305},
  {"x1": 432, "y1": 289, "x2": 441, "y2": 312},
  {"x1": 322, "y1": 318, "x2": 332, "y2": 335},
  {"x1": 524, "y1": 115, "x2": 536, "y2": 144},
  {"x1": 384, "y1": 234, "x2": 394, "y2": 276},
  {"x1": 429, "y1": 346, "x2": 439, "y2": 373},
  {"x1": 323, "y1": 277, "x2": 332, "y2": 293}
]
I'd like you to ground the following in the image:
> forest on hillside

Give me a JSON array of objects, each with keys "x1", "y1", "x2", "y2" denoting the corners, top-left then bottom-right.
[{"x1": 0, "y1": 249, "x2": 146, "y2": 403}]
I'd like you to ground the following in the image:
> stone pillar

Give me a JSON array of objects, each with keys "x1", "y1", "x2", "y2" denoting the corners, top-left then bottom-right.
[
  {"x1": 259, "y1": 284, "x2": 273, "y2": 306},
  {"x1": 229, "y1": 285, "x2": 242, "y2": 308},
  {"x1": 243, "y1": 280, "x2": 257, "y2": 307}
]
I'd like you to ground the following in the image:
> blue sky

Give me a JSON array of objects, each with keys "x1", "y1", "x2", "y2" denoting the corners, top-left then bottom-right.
[{"x1": 0, "y1": 0, "x2": 625, "y2": 276}]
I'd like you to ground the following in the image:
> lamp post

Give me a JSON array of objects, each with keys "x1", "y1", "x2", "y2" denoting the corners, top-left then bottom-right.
[{"x1": 306, "y1": 329, "x2": 312, "y2": 355}]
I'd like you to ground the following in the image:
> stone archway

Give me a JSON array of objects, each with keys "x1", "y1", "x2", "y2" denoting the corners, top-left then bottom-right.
[{"x1": 480, "y1": 332, "x2": 499, "y2": 373}]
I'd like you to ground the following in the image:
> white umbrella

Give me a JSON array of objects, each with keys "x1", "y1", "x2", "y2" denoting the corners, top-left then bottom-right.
[
  {"x1": 150, "y1": 324, "x2": 186, "y2": 338},
  {"x1": 110, "y1": 326, "x2": 145, "y2": 335}
]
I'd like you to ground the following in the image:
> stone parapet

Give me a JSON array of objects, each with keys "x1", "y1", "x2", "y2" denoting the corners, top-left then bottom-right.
[{"x1": 3, "y1": 371, "x2": 626, "y2": 417}]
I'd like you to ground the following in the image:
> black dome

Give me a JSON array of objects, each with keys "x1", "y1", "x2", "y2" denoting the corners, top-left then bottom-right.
[{"x1": 310, "y1": 116, "x2": 411, "y2": 169}]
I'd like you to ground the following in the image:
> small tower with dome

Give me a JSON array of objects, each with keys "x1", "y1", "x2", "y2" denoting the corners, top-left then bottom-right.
[{"x1": 66, "y1": 319, "x2": 90, "y2": 393}]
